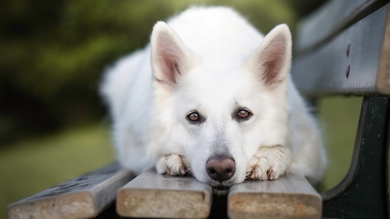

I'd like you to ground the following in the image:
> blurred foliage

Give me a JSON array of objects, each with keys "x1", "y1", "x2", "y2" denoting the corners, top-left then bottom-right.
[{"x1": 0, "y1": 0, "x2": 326, "y2": 144}]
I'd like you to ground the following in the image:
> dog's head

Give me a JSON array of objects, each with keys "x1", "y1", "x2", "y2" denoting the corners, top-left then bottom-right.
[{"x1": 147, "y1": 21, "x2": 292, "y2": 189}]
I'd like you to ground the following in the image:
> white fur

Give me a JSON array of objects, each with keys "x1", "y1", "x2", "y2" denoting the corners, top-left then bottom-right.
[{"x1": 100, "y1": 6, "x2": 327, "y2": 188}]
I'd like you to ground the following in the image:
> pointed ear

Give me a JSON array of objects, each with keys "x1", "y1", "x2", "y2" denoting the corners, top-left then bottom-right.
[
  {"x1": 151, "y1": 21, "x2": 195, "y2": 88},
  {"x1": 245, "y1": 24, "x2": 292, "y2": 89}
]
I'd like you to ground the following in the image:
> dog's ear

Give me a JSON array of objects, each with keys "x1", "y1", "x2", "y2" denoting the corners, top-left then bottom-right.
[
  {"x1": 151, "y1": 21, "x2": 195, "y2": 88},
  {"x1": 245, "y1": 24, "x2": 292, "y2": 90}
]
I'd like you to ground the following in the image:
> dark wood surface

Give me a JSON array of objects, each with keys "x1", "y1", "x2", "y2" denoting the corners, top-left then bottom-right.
[
  {"x1": 291, "y1": 4, "x2": 390, "y2": 96},
  {"x1": 322, "y1": 97, "x2": 390, "y2": 218},
  {"x1": 295, "y1": 0, "x2": 388, "y2": 54}
]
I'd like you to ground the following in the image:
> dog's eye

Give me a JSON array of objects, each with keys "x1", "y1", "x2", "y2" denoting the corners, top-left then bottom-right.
[
  {"x1": 234, "y1": 108, "x2": 252, "y2": 121},
  {"x1": 188, "y1": 112, "x2": 199, "y2": 121},
  {"x1": 237, "y1": 110, "x2": 249, "y2": 119},
  {"x1": 186, "y1": 111, "x2": 204, "y2": 124}
]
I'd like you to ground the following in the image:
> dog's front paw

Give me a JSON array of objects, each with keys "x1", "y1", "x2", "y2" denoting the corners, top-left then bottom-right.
[
  {"x1": 246, "y1": 146, "x2": 290, "y2": 181},
  {"x1": 156, "y1": 154, "x2": 192, "y2": 176}
]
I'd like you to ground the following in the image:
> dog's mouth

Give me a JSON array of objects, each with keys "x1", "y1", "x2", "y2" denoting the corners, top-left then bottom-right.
[
  {"x1": 209, "y1": 180, "x2": 234, "y2": 195},
  {"x1": 212, "y1": 185, "x2": 230, "y2": 195},
  {"x1": 205, "y1": 177, "x2": 236, "y2": 195}
]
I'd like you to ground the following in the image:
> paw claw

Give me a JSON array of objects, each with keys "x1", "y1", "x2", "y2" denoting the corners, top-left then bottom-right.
[
  {"x1": 156, "y1": 154, "x2": 191, "y2": 176},
  {"x1": 267, "y1": 168, "x2": 279, "y2": 180}
]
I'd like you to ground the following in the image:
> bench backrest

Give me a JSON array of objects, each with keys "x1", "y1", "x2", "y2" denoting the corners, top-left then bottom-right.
[
  {"x1": 292, "y1": 0, "x2": 390, "y2": 97},
  {"x1": 291, "y1": 1, "x2": 390, "y2": 218}
]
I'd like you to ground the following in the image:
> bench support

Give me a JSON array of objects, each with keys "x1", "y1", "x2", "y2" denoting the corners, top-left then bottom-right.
[{"x1": 322, "y1": 97, "x2": 390, "y2": 218}]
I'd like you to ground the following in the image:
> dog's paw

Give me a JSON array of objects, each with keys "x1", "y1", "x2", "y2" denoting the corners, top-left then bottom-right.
[
  {"x1": 246, "y1": 146, "x2": 290, "y2": 181},
  {"x1": 156, "y1": 154, "x2": 192, "y2": 176}
]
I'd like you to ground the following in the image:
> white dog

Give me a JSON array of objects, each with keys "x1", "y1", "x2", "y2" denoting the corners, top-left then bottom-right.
[{"x1": 100, "y1": 6, "x2": 327, "y2": 189}]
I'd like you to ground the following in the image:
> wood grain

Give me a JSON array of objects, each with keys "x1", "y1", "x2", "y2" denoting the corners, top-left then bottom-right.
[
  {"x1": 116, "y1": 169, "x2": 212, "y2": 218},
  {"x1": 291, "y1": 4, "x2": 390, "y2": 96},
  {"x1": 7, "y1": 163, "x2": 134, "y2": 219},
  {"x1": 228, "y1": 174, "x2": 321, "y2": 219},
  {"x1": 296, "y1": 0, "x2": 385, "y2": 53}
]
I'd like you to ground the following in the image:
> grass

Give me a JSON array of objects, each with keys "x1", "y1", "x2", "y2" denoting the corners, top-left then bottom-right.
[
  {"x1": 0, "y1": 124, "x2": 115, "y2": 219},
  {"x1": 0, "y1": 97, "x2": 363, "y2": 218}
]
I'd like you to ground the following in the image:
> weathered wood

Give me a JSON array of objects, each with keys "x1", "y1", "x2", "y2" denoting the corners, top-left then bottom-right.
[
  {"x1": 7, "y1": 163, "x2": 134, "y2": 219},
  {"x1": 116, "y1": 169, "x2": 212, "y2": 218},
  {"x1": 291, "y1": 4, "x2": 390, "y2": 96},
  {"x1": 228, "y1": 174, "x2": 321, "y2": 219},
  {"x1": 296, "y1": 0, "x2": 387, "y2": 53}
]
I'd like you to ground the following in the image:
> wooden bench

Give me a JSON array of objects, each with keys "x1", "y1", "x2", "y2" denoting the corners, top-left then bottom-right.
[
  {"x1": 7, "y1": 165, "x2": 321, "y2": 219},
  {"x1": 292, "y1": 0, "x2": 390, "y2": 218},
  {"x1": 7, "y1": 0, "x2": 390, "y2": 218}
]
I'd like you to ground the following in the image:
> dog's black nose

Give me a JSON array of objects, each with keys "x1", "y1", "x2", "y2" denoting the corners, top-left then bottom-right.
[{"x1": 206, "y1": 155, "x2": 236, "y2": 182}]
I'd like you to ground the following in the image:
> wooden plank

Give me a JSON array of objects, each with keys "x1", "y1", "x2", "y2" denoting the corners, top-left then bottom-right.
[
  {"x1": 296, "y1": 0, "x2": 386, "y2": 53},
  {"x1": 7, "y1": 163, "x2": 134, "y2": 219},
  {"x1": 291, "y1": 4, "x2": 390, "y2": 96},
  {"x1": 117, "y1": 169, "x2": 212, "y2": 218},
  {"x1": 228, "y1": 174, "x2": 321, "y2": 219}
]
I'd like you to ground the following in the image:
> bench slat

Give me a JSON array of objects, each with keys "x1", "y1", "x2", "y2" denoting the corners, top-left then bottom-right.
[
  {"x1": 7, "y1": 163, "x2": 134, "y2": 219},
  {"x1": 228, "y1": 174, "x2": 321, "y2": 219},
  {"x1": 296, "y1": 0, "x2": 385, "y2": 53},
  {"x1": 116, "y1": 169, "x2": 212, "y2": 218},
  {"x1": 292, "y1": 4, "x2": 390, "y2": 96}
]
